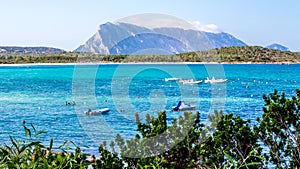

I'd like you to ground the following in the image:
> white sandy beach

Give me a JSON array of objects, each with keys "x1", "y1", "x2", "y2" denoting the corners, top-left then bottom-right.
[{"x1": 0, "y1": 61, "x2": 298, "y2": 67}]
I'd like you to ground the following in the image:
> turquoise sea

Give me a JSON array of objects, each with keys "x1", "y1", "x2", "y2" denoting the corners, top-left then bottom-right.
[{"x1": 0, "y1": 64, "x2": 299, "y2": 154}]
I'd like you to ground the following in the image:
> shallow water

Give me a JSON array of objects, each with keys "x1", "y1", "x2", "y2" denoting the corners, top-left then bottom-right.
[{"x1": 0, "y1": 64, "x2": 299, "y2": 154}]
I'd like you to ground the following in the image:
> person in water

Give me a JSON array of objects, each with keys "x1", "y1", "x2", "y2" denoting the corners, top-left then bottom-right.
[
  {"x1": 86, "y1": 109, "x2": 92, "y2": 115},
  {"x1": 66, "y1": 101, "x2": 76, "y2": 106}
]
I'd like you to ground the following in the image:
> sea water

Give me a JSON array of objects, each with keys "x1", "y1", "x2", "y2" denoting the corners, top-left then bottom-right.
[{"x1": 0, "y1": 64, "x2": 299, "y2": 154}]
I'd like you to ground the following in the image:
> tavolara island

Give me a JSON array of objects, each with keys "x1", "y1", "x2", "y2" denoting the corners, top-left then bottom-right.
[{"x1": 74, "y1": 22, "x2": 247, "y2": 54}]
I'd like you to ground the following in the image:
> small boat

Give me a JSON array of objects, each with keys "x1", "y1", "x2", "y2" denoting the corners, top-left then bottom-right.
[
  {"x1": 204, "y1": 77, "x2": 228, "y2": 84},
  {"x1": 85, "y1": 108, "x2": 110, "y2": 116},
  {"x1": 181, "y1": 79, "x2": 202, "y2": 84},
  {"x1": 165, "y1": 77, "x2": 180, "y2": 82},
  {"x1": 172, "y1": 101, "x2": 195, "y2": 111}
]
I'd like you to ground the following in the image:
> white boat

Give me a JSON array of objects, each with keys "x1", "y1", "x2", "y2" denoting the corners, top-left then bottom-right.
[
  {"x1": 181, "y1": 79, "x2": 202, "y2": 84},
  {"x1": 204, "y1": 77, "x2": 228, "y2": 84},
  {"x1": 165, "y1": 77, "x2": 180, "y2": 82},
  {"x1": 172, "y1": 101, "x2": 195, "y2": 111},
  {"x1": 85, "y1": 108, "x2": 110, "y2": 116}
]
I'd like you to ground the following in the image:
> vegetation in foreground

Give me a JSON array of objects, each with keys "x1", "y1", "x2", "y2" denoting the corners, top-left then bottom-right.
[
  {"x1": 0, "y1": 89, "x2": 300, "y2": 168},
  {"x1": 0, "y1": 46, "x2": 300, "y2": 64}
]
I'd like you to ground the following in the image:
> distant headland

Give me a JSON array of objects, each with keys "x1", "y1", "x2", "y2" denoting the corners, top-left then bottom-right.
[{"x1": 0, "y1": 46, "x2": 299, "y2": 64}]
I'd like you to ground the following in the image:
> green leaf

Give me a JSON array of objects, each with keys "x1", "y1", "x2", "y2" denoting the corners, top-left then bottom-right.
[
  {"x1": 49, "y1": 138, "x2": 53, "y2": 150},
  {"x1": 23, "y1": 126, "x2": 31, "y2": 138},
  {"x1": 241, "y1": 162, "x2": 261, "y2": 167},
  {"x1": 9, "y1": 135, "x2": 19, "y2": 153},
  {"x1": 31, "y1": 123, "x2": 36, "y2": 133}
]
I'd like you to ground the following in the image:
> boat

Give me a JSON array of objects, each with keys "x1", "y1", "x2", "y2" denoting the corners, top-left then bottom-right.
[
  {"x1": 181, "y1": 79, "x2": 202, "y2": 84},
  {"x1": 204, "y1": 77, "x2": 228, "y2": 84},
  {"x1": 85, "y1": 108, "x2": 110, "y2": 116},
  {"x1": 172, "y1": 101, "x2": 195, "y2": 111},
  {"x1": 164, "y1": 77, "x2": 180, "y2": 82}
]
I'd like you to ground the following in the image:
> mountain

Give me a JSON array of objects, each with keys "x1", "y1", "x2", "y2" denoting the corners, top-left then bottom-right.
[
  {"x1": 109, "y1": 33, "x2": 190, "y2": 54},
  {"x1": 75, "y1": 22, "x2": 247, "y2": 54},
  {"x1": 266, "y1": 43, "x2": 289, "y2": 51},
  {"x1": 203, "y1": 32, "x2": 247, "y2": 48},
  {"x1": 0, "y1": 46, "x2": 64, "y2": 55}
]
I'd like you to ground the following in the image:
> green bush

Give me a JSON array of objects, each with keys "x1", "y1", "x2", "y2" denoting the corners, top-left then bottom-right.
[
  {"x1": 254, "y1": 89, "x2": 300, "y2": 168},
  {"x1": 0, "y1": 124, "x2": 91, "y2": 168}
]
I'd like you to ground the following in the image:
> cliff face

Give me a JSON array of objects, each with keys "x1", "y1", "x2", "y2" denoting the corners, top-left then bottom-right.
[{"x1": 75, "y1": 22, "x2": 247, "y2": 54}]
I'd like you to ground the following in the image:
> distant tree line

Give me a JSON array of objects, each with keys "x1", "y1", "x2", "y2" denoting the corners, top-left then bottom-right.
[{"x1": 0, "y1": 46, "x2": 300, "y2": 64}]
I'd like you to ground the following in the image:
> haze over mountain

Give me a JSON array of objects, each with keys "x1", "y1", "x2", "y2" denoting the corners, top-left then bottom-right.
[
  {"x1": 266, "y1": 43, "x2": 289, "y2": 51},
  {"x1": 0, "y1": 46, "x2": 64, "y2": 55},
  {"x1": 75, "y1": 22, "x2": 247, "y2": 54}
]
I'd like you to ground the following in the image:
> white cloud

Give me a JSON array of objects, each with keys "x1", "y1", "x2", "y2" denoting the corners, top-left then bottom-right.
[
  {"x1": 115, "y1": 14, "x2": 222, "y2": 33},
  {"x1": 190, "y1": 21, "x2": 221, "y2": 33}
]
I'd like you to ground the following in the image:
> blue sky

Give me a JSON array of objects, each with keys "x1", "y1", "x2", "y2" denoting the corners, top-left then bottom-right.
[{"x1": 1, "y1": 0, "x2": 299, "y2": 51}]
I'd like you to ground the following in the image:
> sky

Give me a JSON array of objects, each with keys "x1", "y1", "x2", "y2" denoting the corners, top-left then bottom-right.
[{"x1": 1, "y1": 0, "x2": 299, "y2": 51}]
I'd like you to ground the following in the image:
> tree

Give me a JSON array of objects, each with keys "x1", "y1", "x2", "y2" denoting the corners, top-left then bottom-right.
[
  {"x1": 254, "y1": 89, "x2": 300, "y2": 168},
  {"x1": 199, "y1": 113, "x2": 263, "y2": 168},
  {"x1": 97, "y1": 110, "x2": 264, "y2": 169},
  {"x1": 97, "y1": 111, "x2": 204, "y2": 169}
]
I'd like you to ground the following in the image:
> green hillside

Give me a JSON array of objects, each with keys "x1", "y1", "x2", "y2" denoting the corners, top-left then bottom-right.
[
  {"x1": 177, "y1": 46, "x2": 300, "y2": 63},
  {"x1": 0, "y1": 46, "x2": 299, "y2": 64},
  {"x1": 217, "y1": 46, "x2": 299, "y2": 63}
]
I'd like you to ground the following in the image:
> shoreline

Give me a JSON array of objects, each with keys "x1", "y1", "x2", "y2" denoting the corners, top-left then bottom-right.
[{"x1": 0, "y1": 61, "x2": 298, "y2": 67}]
